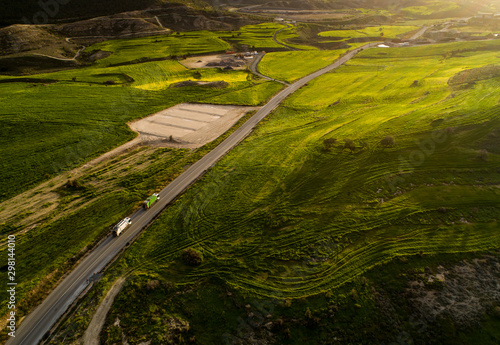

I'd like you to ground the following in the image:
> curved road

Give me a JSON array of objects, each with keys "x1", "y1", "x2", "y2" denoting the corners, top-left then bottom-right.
[
  {"x1": 8, "y1": 42, "x2": 378, "y2": 345},
  {"x1": 248, "y1": 53, "x2": 289, "y2": 85}
]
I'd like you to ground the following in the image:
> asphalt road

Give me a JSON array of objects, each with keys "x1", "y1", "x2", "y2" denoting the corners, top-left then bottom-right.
[{"x1": 7, "y1": 42, "x2": 377, "y2": 345}]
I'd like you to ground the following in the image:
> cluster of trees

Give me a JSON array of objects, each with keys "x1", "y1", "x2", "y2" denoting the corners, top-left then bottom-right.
[{"x1": 182, "y1": 248, "x2": 203, "y2": 266}]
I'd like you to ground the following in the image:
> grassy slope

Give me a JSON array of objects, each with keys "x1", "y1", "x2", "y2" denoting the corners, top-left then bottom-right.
[
  {"x1": 114, "y1": 39, "x2": 500, "y2": 301},
  {"x1": 0, "y1": 27, "x2": 286, "y2": 323},
  {"x1": 86, "y1": 23, "x2": 289, "y2": 71},
  {"x1": 0, "y1": 28, "x2": 282, "y2": 202},
  {"x1": 401, "y1": 1, "x2": 459, "y2": 16},
  {"x1": 275, "y1": 25, "x2": 319, "y2": 51},
  {"x1": 200, "y1": 81, "x2": 284, "y2": 106},
  {"x1": 53, "y1": 39, "x2": 500, "y2": 345},
  {"x1": 0, "y1": 86, "x2": 280, "y2": 323},
  {"x1": 258, "y1": 49, "x2": 356, "y2": 83},
  {"x1": 221, "y1": 23, "x2": 287, "y2": 50},
  {"x1": 88, "y1": 31, "x2": 231, "y2": 66},
  {"x1": 318, "y1": 25, "x2": 420, "y2": 39}
]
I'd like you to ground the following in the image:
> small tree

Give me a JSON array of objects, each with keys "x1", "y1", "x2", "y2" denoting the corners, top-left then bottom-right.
[
  {"x1": 182, "y1": 248, "x2": 203, "y2": 266},
  {"x1": 322, "y1": 138, "x2": 337, "y2": 151},
  {"x1": 380, "y1": 135, "x2": 395, "y2": 148},
  {"x1": 66, "y1": 179, "x2": 81, "y2": 189},
  {"x1": 344, "y1": 139, "x2": 356, "y2": 153},
  {"x1": 192, "y1": 71, "x2": 202, "y2": 80}
]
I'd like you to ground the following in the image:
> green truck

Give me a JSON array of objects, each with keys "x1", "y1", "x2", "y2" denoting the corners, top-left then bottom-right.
[{"x1": 143, "y1": 193, "x2": 160, "y2": 209}]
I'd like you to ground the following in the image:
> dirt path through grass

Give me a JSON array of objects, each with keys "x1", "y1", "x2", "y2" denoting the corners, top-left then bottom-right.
[{"x1": 82, "y1": 277, "x2": 126, "y2": 345}]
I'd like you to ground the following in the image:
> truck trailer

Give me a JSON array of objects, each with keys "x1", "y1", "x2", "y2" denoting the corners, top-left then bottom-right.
[
  {"x1": 143, "y1": 193, "x2": 160, "y2": 209},
  {"x1": 113, "y1": 217, "x2": 132, "y2": 237}
]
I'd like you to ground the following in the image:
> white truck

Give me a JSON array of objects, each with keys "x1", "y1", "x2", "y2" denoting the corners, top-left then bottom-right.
[{"x1": 112, "y1": 217, "x2": 132, "y2": 237}]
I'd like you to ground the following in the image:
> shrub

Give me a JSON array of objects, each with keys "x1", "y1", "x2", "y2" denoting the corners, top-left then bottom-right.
[
  {"x1": 66, "y1": 179, "x2": 81, "y2": 189},
  {"x1": 380, "y1": 135, "x2": 395, "y2": 148},
  {"x1": 344, "y1": 139, "x2": 356, "y2": 152},
  {"x1": 322, "y1": 138, "x2": 337, "y2": 151},
  {"x1": 182, "y1": 248, "x2": 203, "y2": 266},
  {"x1": 146, "y1": 280, "x2": 160, "y2": 290}
]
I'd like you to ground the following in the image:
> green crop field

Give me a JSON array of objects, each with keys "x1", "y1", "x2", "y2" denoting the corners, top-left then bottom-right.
[
  {"x1": 4, "y1": 16, "x2": 500, "y2": 343},
  {"x1": 0, "y1": 26, "x2": 289, "y2": 326},
  {"x1": 49, "y1": 38, "x2": 499, "y2": 345},
  {"x1": 200, "y1": 81, "x2": 284, "y2": 106},
  {"x1": 221, "y1": 23, "x2": 287, "y2": 50},
  {"x1": 401, "y1": 1, "x2": 459, "y2": 16},
  {"x1": 87, "y1": 31, "x2": 231, "y2": 66},
  {"x1": 110, "y1": 39, "x2": 500, "y2": 300},
  {"x1": 258, "y1": 49, "x2": 357, "y2": 83},
  {"x1": 275, "y1": 25, "x2": 319, "y2": 50},
  {"x1": 318, "y1": 25, "x2": 420, "y2": 40},
  {"x1": 0, "y1": 47, "x2": 281, "y2": 202}
]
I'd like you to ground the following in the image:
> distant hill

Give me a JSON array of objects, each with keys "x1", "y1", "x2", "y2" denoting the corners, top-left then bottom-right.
[
  {"x1": 210, "y1": 0, "x2": 479, "y2": 18},
  {"x1": 0, "y1": 0, "x2": 162, "y2": 27}
]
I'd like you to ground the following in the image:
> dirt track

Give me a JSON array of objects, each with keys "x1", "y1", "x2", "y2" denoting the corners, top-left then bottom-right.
[{"x1": 82, "y1": 277, "x2": 126, "y2": 345}]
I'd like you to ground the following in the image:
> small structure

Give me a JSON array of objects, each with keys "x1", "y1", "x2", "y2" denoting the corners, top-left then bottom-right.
[{"x1": 476, "y1": 12, "x2": 495, "y2": 19}]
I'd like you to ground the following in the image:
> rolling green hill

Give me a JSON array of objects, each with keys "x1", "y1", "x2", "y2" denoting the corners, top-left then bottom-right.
[{"x1": 58, "y1": 39, "x2": 500, "y2": 344}]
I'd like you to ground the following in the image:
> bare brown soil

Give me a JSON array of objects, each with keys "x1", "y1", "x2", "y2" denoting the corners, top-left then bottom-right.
[
  {"x1": 0, "y1": 25, "x2": 79, "y2": 57},
  {"x1": 129, "y1": 103, "x2": 258, "y2": 149},
  {"x1": 180, "y1": 54, "x2": 251, "y2": 70}
]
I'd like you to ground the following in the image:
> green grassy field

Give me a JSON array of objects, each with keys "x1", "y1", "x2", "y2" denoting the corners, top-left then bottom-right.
[
  {"x1": 0, "y1": 107, "x2": 275, "y2": 331},
  {"x1": 87, "y1": 31, "x2": 231, "y2": 66},
  {"x1": 0, "y1": 36, "x2": 285, "y2": 203},
  {"x1": 258, "y1": 49, "x2": 358, "y2": 83},
  {"x1": 46, "y1": 38, "x2": 500, "y2": 345},
  {"x1": 275, "y1": 25, "x2": 319, "y2": 50},
  {"x1": 0, "y1": 27, "x2": 287, "y2": 325},
  {"x1": 318, "y1": 25, "x2": 420, "y2": 40},
  {"x1": 221, "y1": 23, "x2": 287, "y2": 50},
  {"x1": 111, "y1": 39, "x2": 500, "y2": 300},
  {"x1": 4, "y1": 18, "x2": 500, "y2": 343},
  {"x1": 200, "y1": 81, "x2": 284, "y2": 106},
  {"x1": 401, "y1": 1, "x2": 459, "y2": 16}
]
